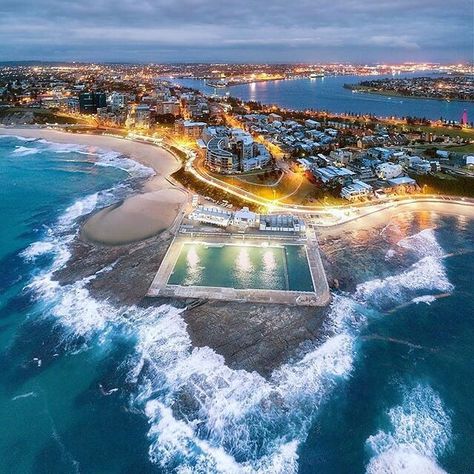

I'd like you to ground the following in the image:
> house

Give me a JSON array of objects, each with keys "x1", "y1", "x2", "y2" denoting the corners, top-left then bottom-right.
[
  {"x1": 376, "y1": 163, "x2": 403, "y2": 180},
  {"x1": 188, "y1": 206, "x2": 232, "y2": 227},
  {"x1": 341, "y1": 180, "x2": 373, "y2": 201},
  {"x1": 233, "y1": 207, "x2": 258, "y2": 227}
]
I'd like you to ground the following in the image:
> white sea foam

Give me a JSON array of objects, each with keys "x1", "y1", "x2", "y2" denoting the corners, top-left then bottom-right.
[
  {"x1": 412, "y1": 295, "x2": 437, "y2": 305},
  {"x1": 0, "y1": 135, "x2": 37, "y2": 141},
  {"x1": 12, "y1": 145, "x2": 40, "y2": 156},
  {"x1": 20, "y1": 241, "x2": 55, "y2": 261},
  {"x1": 34, "y1": 138, "x2": 154, "y2": 179},
  {"x1": 127, "y1": 298, "x2": 357, "y2": 473},
  {"x1": 397, "y1": 229, "x2": 445, "y2": 259},
  {"x1": 355, "y1": 256, "x2": 453, "y2": 308},
  {"x1": 366, "y1": 384, "x2": 451, "y2": 474},
  {"x1": 22, "y1": 199, "x2": 456, "y2": 472},
  {"x1": 384, "y1": 249, "x2": 397, "y2": 261}
]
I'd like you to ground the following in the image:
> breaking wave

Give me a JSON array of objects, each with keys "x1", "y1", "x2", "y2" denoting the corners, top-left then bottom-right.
[
  {"x1": 0, "y1": 134, "x2": 37, "y2": 141},
  {"x1": 365, "y1": 383, "x2": 451, "y2": 474},
  {"x1": 12, "y1": 145, "x2": 40, "y2": 156},
  {"x1": 356, "y1": 228, "x2": 453, "y2": 309},
  {"x1": 19, "y1": 162, "x2": 456, "y2": 472},
  {"x1": 4, "y1": 135, "x2": 154, "y2": 179},
  {"x1": 397, "y1": 228, "x2": 445, "y2": 259}
]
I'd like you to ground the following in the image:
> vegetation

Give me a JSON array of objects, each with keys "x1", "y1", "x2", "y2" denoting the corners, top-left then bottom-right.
[
  {"x1": 0, "y1": 107, "x2": 82, "y2": 124},
  {"x1": 410, "y1": 173, "x2": 474, "y2": 197}
]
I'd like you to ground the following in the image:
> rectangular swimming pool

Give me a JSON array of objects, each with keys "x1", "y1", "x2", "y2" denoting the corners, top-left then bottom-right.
[{"x1": 167, "y1": 242, "x2": 314, "y2": 292}]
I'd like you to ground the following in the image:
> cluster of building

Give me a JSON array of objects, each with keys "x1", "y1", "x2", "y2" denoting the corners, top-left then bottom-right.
[
  {"x1": 351, "y1": 76, "x2": 474, "y2": 103},
  {"x1": 237, "y1": 113, "x2": 410, "y2": 157},
  {"x1": 188, "y1": 206, "x2": 306, "y2": 232}
]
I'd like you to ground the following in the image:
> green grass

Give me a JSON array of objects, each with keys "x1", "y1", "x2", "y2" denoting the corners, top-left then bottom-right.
[
  {"x1": 402, "y1": 124, "x2": 474, "y2": 140},
  {"x1": 440, "y1": 144, "x2": 474, "y2": 153}
]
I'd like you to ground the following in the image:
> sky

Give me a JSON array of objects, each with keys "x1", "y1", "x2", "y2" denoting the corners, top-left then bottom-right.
[{"x1": 0, "y1": 0, "x2": 472, "y2": 63}]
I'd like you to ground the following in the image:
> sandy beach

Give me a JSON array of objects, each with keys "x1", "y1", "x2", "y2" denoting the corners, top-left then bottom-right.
[{"x1": 0, "y1": 127, "x2": 189, "y2": 245}]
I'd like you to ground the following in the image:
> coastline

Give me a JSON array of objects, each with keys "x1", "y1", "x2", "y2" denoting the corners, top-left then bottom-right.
[
  {"x1": 344, "y1": 84, "x2": 473, "y2": 103},
  {"x1": 0, "y1": 127, "x2": 190, "y2": 245},
  {"x1": 2, "y1": 126, "x2": 474, "y2": 376}
]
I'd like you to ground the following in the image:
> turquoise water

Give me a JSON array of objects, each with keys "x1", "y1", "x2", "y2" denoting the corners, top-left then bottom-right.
[
  {"x1": 1, "y1": 134, "x2": 473, "y2": 473},
  {"x1": 168, "y1": 243, "x2": 314, "y2": 292},
  {"x1": 173, "y1": 73, "x2": 473, "y2": 122}
]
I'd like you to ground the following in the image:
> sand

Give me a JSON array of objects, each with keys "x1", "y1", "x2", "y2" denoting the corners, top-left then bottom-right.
[{"x1": 0, "y1": 127, "x2": 189, "y2": 245}]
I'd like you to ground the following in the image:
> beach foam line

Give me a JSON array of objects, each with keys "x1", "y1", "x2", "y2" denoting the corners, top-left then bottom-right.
[{"x1": 365, "y1": 383, "x2": 451, "y2": 474}]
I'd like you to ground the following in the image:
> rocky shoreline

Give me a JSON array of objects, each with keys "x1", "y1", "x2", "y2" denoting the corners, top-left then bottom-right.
[{"x1": 54, "y1": 224, "x2": 331, "y2": 377}]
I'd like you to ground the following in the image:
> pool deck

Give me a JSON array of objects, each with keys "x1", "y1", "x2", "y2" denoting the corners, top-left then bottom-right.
[{"x1": 148, "y1": 230, "x2": 331, "y2": 307}]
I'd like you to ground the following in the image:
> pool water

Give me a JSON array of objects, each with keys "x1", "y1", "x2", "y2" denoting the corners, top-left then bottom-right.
[{"x1": 168, "y1": 243, "x2": 314, "y2": 292}]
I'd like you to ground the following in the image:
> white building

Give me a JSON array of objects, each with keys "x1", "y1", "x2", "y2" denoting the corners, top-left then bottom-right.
[
  {"x1": 232, "y1": 207, "x2": 258, "y2": 227},
  {"x1": 107, "y1": 92, "x2": 127, "y2": 110},
  {"x1": 205, "y1": 127, "x2": 271, "y2": 173},
  {"x1": 376, "y1": 163, "x2": 403, "y2": 180},
  {"x1": 188, "y1": 206, "x2": 232, "y2": 227},
  {"x1": 259, "y1": 215, "x2": 306, "y2": 232},
  {"x1": 341, "y1": 180, "x2": 373, "y2": 201}
]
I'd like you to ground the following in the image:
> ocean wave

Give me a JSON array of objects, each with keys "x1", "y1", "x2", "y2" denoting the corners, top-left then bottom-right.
[
  {"x1": 397, "y1": 228, "x2": 445, "y2": 259},
  {"x1": 34, "y1": 138, "x2": 155, "y2": 179},
  {"x1": 0, "y1": 134, "x2": 37, "y2": 141},
  {"x1": 355, "y1": 256, "x2": 453, "y2": 309},
  {"x1": 21, "y1": 196, "x2": 457, "y2": 472},
  {"x1": 12, "y1": 145, "x2": 40, "y2": 156},
  {"x1": 20, "y1": 241, "x2": 55, "y2": 261},
  {"x1": 366, "y1": 383, "x2": 451, "y2": 474},
  {"x1": 129, "y1": 299, "x2": 356, "y2": 473}
]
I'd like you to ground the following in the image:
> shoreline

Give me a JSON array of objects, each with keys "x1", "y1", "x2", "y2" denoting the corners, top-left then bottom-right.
[
  {"x1": 2, "y1": 127, "x2": 474, "y2": 237},
  {"x1": 0, "y1": 127, "x2": 190, "y2": 245},
  {"x1": 343, "y1": 84, "x2": 473, "y2": 103},
  {"x1": 2, "y1": 127, "x2": 473, "y2": 375}
]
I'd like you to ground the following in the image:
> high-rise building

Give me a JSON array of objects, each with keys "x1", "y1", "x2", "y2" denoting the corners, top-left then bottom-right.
[
  {"x1": 134, "y1": 105, "x2": 151, "y2": 129},
  {"x1": 205, "y1": 128, "x2": 271, "y2": 173},
  {"x1": 461, "y1": 109, "x2": 468, "y2": 125},
  {"x1": 79, "y1": 92, "x2": 106, "y2": 114}
]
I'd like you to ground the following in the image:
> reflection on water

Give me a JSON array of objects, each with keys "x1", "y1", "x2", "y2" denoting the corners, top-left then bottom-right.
[
  {"x1": 263, "y1": 249, "x2": 277, "y2": 273},
  {"x1": 183, "y1": 245, "x2": 202, "y2": 285},
  {"x1": 235, "y1": 247, "x2": 254, "y2": 286},
  {"x1": 168, "y1": 244, "x2": 313, "y2": 291}
]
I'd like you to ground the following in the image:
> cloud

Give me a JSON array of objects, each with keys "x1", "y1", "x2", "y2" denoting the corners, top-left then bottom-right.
[{"x1": 0, "y1": 0, "x2": 471, "y2": 62}]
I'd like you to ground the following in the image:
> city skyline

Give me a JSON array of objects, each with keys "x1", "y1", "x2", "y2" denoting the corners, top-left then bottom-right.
[{"x1": 0, "y1": 0, "x2": 472, "y2": 63}]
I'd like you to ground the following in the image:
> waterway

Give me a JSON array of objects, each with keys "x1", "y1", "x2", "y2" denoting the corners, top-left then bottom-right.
[{"x1": 173, "y1": 73, "x2": 473, "y2": 122}]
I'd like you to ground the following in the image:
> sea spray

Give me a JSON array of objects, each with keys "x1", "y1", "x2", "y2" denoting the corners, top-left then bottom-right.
[
  {"x1": 365, "y1": 384, "x2": 452, "y2": 474},
  {"x1": 19, "y1": 153, "x2": 457, "y2": 473}
]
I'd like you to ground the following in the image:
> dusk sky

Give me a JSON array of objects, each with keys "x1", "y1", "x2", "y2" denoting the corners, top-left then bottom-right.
[{"x1": 0, "y1": 0, "x2": 472, "y2": 63}]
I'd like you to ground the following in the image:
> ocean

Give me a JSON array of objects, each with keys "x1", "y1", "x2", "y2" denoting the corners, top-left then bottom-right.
[
  {"x1": 0, "y1": 134, "x2": 473, "y2": 473},
  {"x1": 172, "y1": 74, "x2": 473, "y2": 122}
]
